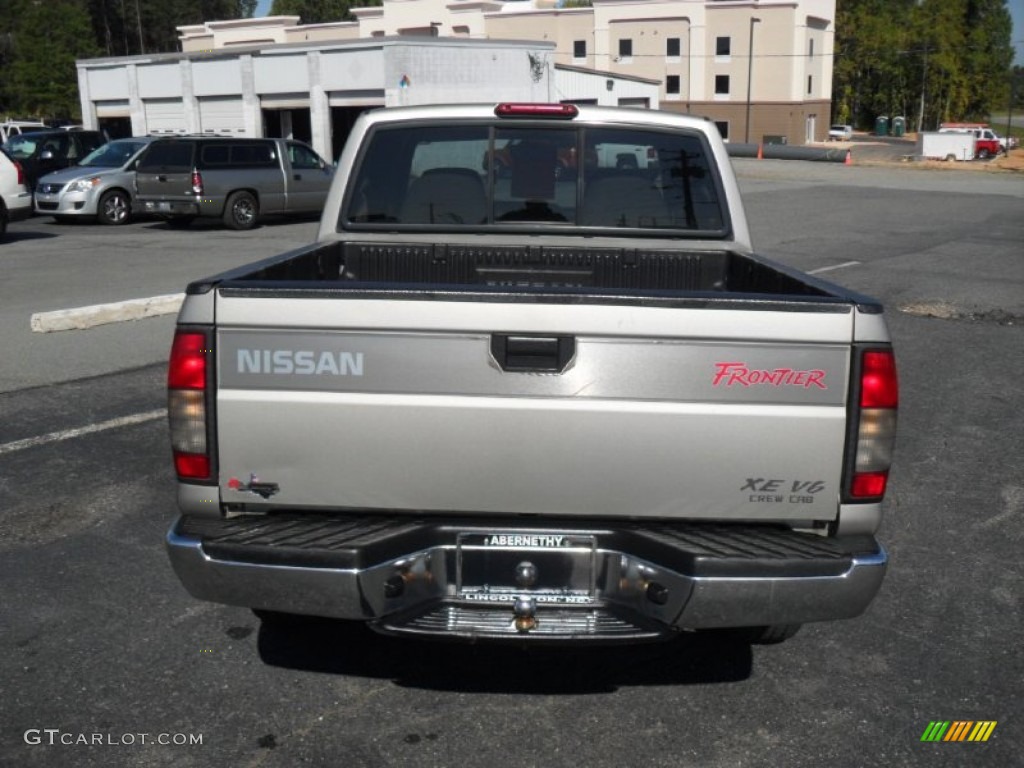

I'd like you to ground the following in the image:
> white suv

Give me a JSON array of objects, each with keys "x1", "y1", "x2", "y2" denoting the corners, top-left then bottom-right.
[{"x1": 1, "y1": 148, "x2": 33, "y2": 239}]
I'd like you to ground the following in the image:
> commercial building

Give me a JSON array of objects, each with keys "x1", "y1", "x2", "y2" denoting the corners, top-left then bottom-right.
[{"x1": 76, "y1": 0, "x2": 834, "y2": 158}]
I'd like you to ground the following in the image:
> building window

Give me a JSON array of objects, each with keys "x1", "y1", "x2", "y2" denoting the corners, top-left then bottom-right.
[
  {"x1": 666, "y1": 75, "x2": 680, "y2": 95},
  {"x1": 666, "y1": 38, "x2": 680, "y2": 59},
  {"x1": 715, "y1": 121, "x2": 730, "y2": 141},
  {"x1": 618, "y1": 39, "x2": 633, "y2": 61},
  {"x1": 617, "y1": 97, "x2": 649, "y2": 108},
  {"x1": 807, "y1": 75, "x2": 813, "y2": 95},
  {"x1": 715, "y1": 75, "x2": 730, "y2": 96},
  {"x1": 716, "y1": 36, "x2": 731, "y2": 58},
  {"x1": 574, "y1": 40, "x2": 586, "y2": 60}
]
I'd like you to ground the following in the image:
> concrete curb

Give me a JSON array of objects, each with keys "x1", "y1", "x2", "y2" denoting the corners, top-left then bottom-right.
[{"x1": 30, "y1": 293, "x2": 185, "y2": 333}]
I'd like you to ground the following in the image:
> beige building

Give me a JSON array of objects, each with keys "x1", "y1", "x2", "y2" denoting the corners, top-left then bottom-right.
[{"x1": 178, "y1": 0, "x2": 835, "y2": 144}]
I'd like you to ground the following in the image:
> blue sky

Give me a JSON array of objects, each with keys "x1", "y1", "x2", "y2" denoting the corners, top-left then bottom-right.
[{"x1": 251, "y1": 0, "x2": 1023, "y2": 64}]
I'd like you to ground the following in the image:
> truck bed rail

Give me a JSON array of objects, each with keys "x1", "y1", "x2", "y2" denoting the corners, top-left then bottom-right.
[{"x1": 204, "y1": 240, "x2": 849, "y2": 299}]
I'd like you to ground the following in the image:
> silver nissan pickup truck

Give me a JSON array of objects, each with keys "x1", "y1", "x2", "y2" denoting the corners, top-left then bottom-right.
[{"x1": 165, "y1": 103, "x2": 898, "y2": 644}]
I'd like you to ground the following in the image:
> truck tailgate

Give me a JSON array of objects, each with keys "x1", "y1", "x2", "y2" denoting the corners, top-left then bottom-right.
[{"x1": 214, "y1": 294, "x2": 853, "y2": 522}]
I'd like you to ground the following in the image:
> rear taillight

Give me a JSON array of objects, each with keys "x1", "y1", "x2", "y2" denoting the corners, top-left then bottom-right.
[
  {"x1": 168, "y1": 329, "x2": 213, "y2": 482},
  {"x1": 14, "y1": 160, "x2": 25, "y2": 186},
  {"x1": 847, "y1": 348, "x2": 898, "y2": 501},
  {"x1": 191, "y1": 169, "x2": 203, "y2": 195}
]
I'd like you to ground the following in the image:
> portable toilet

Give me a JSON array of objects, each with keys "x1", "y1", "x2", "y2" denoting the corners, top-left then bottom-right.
[
  {"x1": 891, "y1": 116, "x2": 906, "y2": 137},
  {"x1": 875, "y1": 116, "x2": 889, "y2": 136}
]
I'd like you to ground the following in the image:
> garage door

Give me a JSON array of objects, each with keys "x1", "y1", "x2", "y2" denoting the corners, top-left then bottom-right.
[
  {"x1": 95, "y1": 100, "x2": 130, "y2": 118},
  {"x1": 144, "y1": 99, "x2": 186, "y2": 134},
  {"x1": 199, "y1": 97, "x2": 245, "y2": 134}
]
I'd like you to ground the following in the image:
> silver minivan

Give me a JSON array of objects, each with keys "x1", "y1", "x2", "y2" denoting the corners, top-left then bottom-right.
[
  {"x1": 134, "y1": 137, "x2": 333, "y2": 230},
  {"x1": 34, "y1": 137, "x2": 156, "y2": 225}
]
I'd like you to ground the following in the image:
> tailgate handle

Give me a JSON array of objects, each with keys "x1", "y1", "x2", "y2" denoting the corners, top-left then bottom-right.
[{"x1": 491, "y1": 334, "x2": 575, "y2": 373}]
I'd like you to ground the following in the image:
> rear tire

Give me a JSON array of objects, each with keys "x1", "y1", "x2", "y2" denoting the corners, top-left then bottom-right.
[
  {"x1": 0, "y1": 201, "x2": 8, "y2": 239},
  {"x1": 977, "y1": 148, "x2": 991, "y2": 160},
  {"x1": 97, "y1": 189, "x2": 131, "y2": 225},
  {"x1": 223, "y1": 190, "x2": 258, "y2": 230}
]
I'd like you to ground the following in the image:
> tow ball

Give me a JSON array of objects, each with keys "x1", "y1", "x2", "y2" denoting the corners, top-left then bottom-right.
[
  {"x1": 513, "y1": 595, "x2": 537, "y2": 632},
  {"x1": 514, "y1": 560, "x2": 538, "y2": 631}
]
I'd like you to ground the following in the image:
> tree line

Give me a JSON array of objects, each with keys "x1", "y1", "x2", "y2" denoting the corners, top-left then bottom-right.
[
  {"x1": 0, "y1": 1, "x2": 259, "y2": 119},
  {"x1": 0, "y1": 0, "x2": 1017, "y2": 127},
  {"x1": 832, "y1": 0, "x2": 1017, "y2": 131}
]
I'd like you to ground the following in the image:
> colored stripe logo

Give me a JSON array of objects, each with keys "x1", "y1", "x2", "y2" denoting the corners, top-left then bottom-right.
[{"x1": 921, "y1": 721, "x2": 997, "y2": 742}]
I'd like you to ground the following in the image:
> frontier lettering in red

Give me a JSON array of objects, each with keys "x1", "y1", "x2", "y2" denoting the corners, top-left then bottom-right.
[{"x1": 712, "y1": 361, "x2": 827, "y2": 390}]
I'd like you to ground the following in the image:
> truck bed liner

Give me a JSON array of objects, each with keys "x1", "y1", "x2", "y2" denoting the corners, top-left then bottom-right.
[{"x1": 198, "y1": 241, "x2": 855, "y2": 301}]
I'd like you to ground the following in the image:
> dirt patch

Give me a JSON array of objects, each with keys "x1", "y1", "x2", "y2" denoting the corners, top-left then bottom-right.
[
  {"x1": 900, "y1": 301, "x2": 1022, "y2": 325},
  {"x1": 992, "y1": 147, "x2": 1024, "y2": 172}
]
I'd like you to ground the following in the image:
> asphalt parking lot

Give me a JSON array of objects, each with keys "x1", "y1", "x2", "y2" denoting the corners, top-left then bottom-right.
[{"x1": 1, "y1": 160, "x2": 1022, "y2": 767}]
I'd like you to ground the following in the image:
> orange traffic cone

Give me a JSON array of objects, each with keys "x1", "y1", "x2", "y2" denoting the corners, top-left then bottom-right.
[
  {"x1": 844, "y1": 150, "x2": 852, "y2": 166},
  {"x1": 757, "y1": 143, "x2": 763, "y2": 160}
]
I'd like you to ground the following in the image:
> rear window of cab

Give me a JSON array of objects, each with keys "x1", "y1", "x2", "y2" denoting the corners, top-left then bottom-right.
[{"x1": 341, "y1": 123, "x2": 728, "y2": 236}]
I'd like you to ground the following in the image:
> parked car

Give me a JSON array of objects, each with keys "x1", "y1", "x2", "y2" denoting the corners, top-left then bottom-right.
[
  {"x1": 34, "y1": 137, "x2": 157, "y2": 225},
  {"x1": 134, "y1": 137, "x2": 333, "y2": 230},
  {"x1": 1, "y1": 130, "x2": 106, "y2": 190},
  {"x1": 0, "y1": 148, "x2": 33, "y2": 240},
  {"x1": 828, "y1": 124, "x2": 853, "y2": 141}
]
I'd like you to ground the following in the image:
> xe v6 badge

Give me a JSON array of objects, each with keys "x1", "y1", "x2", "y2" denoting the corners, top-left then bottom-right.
[{"x1": 227, "y1": 473, "x2": 280, "y2": 499}]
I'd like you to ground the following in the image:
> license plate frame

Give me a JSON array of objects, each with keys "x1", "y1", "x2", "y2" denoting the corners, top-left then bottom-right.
[{"x1": 456, "y1": 532, "x2": 597, "y2": 605}]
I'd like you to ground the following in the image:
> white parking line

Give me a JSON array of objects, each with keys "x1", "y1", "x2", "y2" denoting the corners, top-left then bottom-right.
[
  {"x1": 0, "y1": 409, "x2": 166, "y2": 456},
  {"x1": 809, "y1": 261, "x2": 861, "y2": 275},
  {"x1": 30, "y1": 293, "x2": 185, "y2": 333}
]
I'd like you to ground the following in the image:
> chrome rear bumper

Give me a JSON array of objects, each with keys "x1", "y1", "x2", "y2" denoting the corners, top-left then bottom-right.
[{"x1": 167, "y1": 513, "x2": 886, "y2": 642}]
